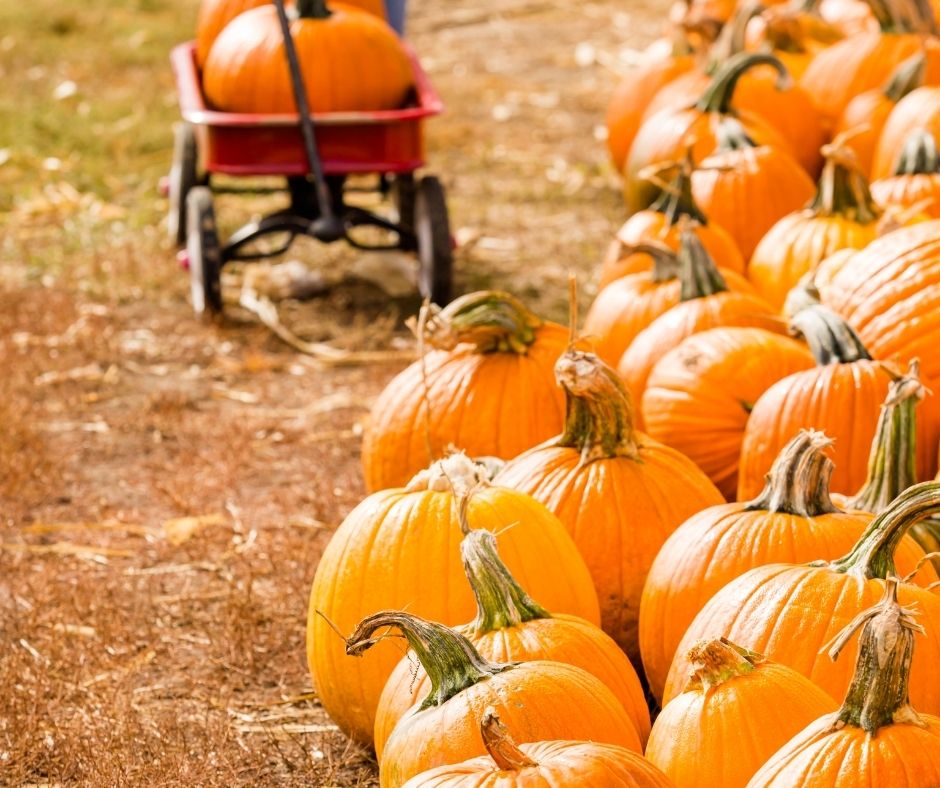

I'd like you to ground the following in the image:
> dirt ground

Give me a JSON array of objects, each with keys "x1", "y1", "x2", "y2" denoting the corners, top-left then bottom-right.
[{"x1": 0, "y1": 0, "x2": 667, "y2": 784}]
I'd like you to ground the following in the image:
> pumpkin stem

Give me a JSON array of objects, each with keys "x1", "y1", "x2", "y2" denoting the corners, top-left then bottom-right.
[
  {"x1": 460, "y1": 529, "x2": 551, "y2": 635},
  {"x1": 789, "y1": 305, "x2": 872, "y2": 365},
  {"x1": 344, "y1": 611, "x2": 513, "y2": 709},
  {"x1": 864, "y1": 0, "x2": 937, "y2": 32},
  {"x1": 296, "y1": 0, "x2": 332, "y2": 19},
  {"x1": 826, "y1": 577, "x2": 926, "y2": 734},
  {"x1": 883, "y1": 50, "x2": 926, "y2": 103},
  {"x1": 646, "y1": 155, "x2": 709, "y2": 226},
  {"x1": 555, "y1": 349, "x2": 640, "y2": 463},
  {"x1": 745, "y1": 429, "x2": 841, "y2": 517},
  {"x1": 684, "y1": 637, "x2": 765, "y2": 692},
  {"x1": 481, "y1": 709, "x2": 538, "y2": 771},
  {"x1": 783, "y1": 271, "x2": 822, "y2": 319},
  {"x1": 405, "y1": 452, "x2": 494, "y2": 497},
  {"x1": 694, "y1": 52, "x2": 789, "y2": 115},
  {"x1": 829, "y1": 481, "x2": 940, "y2": 579},
  {"x1": 707, "y1": 1, "x2": 766, "y2": 70},
  {"x1": 891, "y1": 129, "x2": 940, "y2": 176},
  {"x1": 714, "y1": 116, "x2": 759, "y2": 152},
  {"x1": 847, "y1": 361, "x2": 924, "y2": 514},
  {"x1": 419, "y1": 291, "x2": 543, "y2": 355},
  {"x1": 615, "y1": 241, "x2": 681, "y2": 283},
  {"x1": 810, "y1": 137, "x2": 882, "y2": 223},
  {"x1": 677, "y1": 221, "x2": 728, "y2": 301}
]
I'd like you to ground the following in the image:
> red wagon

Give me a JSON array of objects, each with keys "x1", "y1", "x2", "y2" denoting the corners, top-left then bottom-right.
[{"x1": 166, "y1": 13, "x2": 452, "y2": 315}]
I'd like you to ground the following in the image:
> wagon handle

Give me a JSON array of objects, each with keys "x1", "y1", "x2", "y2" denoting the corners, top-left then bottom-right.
[{"x1": 273, "y1": 0, "x2": 345, "y2": 242}]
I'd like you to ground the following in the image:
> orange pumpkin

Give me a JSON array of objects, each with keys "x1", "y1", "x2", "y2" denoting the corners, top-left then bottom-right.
[
  {"x1": 748, "y1": 138, "x2": 885, "y2": 311},
  {"x1": 748, "y1": 579, "x2": 940, "y2": 787},
  {"x1": 343, "y1": 612, "x2": 641, "y2": 786},
  {"x1": 375, "y1": 528, "x2": 651, "y2": 753},
  {"x1": 362, "y1": 292, "x2": 569, "y2": 492},
  {"x1": 642, "y1": 327, "x2": 816, "y2": 498},
  {"x1": 196, "y1": 0, "x2": 270, "y2": 66},
  {"x1": 745, "y1": 3, "x2": 845, "y2": 79},
  {"x1": 639, "y1": 430, "x2": 884, "y2": 700},
  {"x1": 647, "y1": 638, "x2": 837, "y2": 787},
  {"x1": 738, "y1": 307, "x2": 894, "y2": 498},
  {"x1": 690, "y1": 118, "x2": 817, "y2": 260},
  {"x1": 663, "y1": 482, "x2": 940, "y2": 708},
  {"x1": 307, "y1": 454, "x2": 600, "y2": 745},
  {"x1": 872, "y1": 129, "x2": 940, "y2": 216},
  {"x1": 872, "y1": 84, "x2": 940, "y2": 179},
  {"x1": 403, "y1": 711, "x2": 673, "y2": 788},
  {"x1": 494, "y1": 350, "x2": 723, "y2": 663},
  {"x1": 203, "y1": 0, "x2": 413, "y2": 114},
  {"x1": 818, "y1": 220, "x2": 940, "y2": 478},
  {"x1": 616, "y1": 225, "x2": 782, "y2": 431}
]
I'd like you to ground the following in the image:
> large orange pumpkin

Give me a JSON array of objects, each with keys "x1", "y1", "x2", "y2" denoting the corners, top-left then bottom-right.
[
  {"x1": 747, "y1": 139, "x2": 884, "y2": 311},
  {"x1": 639, "y1": 430, "x2": 888, "y2": 701},
  {"x1": 818, "y1": 220, "x2": 940, "y2": 478},
  {"x1": 375, "y1": 528, "x2": 650, "y2": 753},
  {"x1": 642, "y1": 327, "x2": 816, "y2": 498},
  {"x1": 748, "y1": 579, "x2": 940, "y2": 787},
  {"x1": 307, "y1": 454, "x2": 600, "y2": 745},
  {"x1": 493, "y1": 350, "x2": 723, "y2": 663},
  {"x1": 647, "y1": 638, "x2": 837, "y2": 787},
  {"x1": 616, "y1": 225, "x2": 781, "y2": 431},
  {"x1": 663, "y1": 482, "x2": 940, "y2": 708},
  {"x1": 402, "y1": 711, "x2": 673, "y2": 788},
  {"x1": 872, "y1": 128, "x2": 940, "y2": 217},
  {"x1": 871, "y1": 83, "x2": 940, "y2": 179},
  {"x1": 362, "y1": 292, "x2": 569, "y2": 492},
  {"x1": 203, "y1": 0, "x2": 413, "y2": 114},
  {"x1": 343, "y1": 612, "x2": 641, "y2": 786}
]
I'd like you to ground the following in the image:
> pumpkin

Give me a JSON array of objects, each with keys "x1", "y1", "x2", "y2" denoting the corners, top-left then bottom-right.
[
  {"x1": 361, "y1": 292, "x2": 569, "y2": 492},
  {"x1": 343, "y1": 612, "x2": 641, "y2": 786},
  {"x1": 375, "y1": 528, "x2": 651, "y2": 753},
  {"x1": 833, "y1": 49, "x2": 926, "y2": 176},
  {"x1": 690, "y1": 118, "x2": 817, "y2": 260},
  {"x1": 639, "y1": 430, "x2": 884, "y2": 700},
  {"x1": 402, "y1": 710, "x2": 673, "y2": 788},
  {"x1": 642, "y1": 327, "x2": 816, "y2": 498},
  {"x1": 748, "y1": 579, "x2": 940, "y2": 787},
  {"x1": 818, "y1": 220, "x2": 940, "y2": 478},
  {"x1": 203, "y1": 0, "x2": 413, "y2": 114},
  {"x1": 663, "y1": 482, "x2": 940, "y2": 708},
  {"x1": 600, "y1": 159, "x2": 745, "y2": 288},
  {"x1": 616, "y1": 224, "x2": 782, "y2": 431},
  {"x1": 625, "y1": 52, "x2": 795, "y2": 213},
  {"x1": 799, "y1": 0, "x2": 939, "y2": 129},
  {"x1": 745, "y1": 2, "x2": 845, "y2": 79},
  {"x1": 195, "y1": 0, "x2": 270, "y2": 66},
  {"x1": 737, "y1": 307, "x2": 894, "y2": 498},
  {"x1": 493, "y1": 350, "x2": 723, "y2": 663},
  {"x1": 646, "y1": 638, "x2": 837, "y2": 787},
  {"x1": 872, "y1": 129, "x2": 940, "y2": 216},
  {"x1": 306, "y1": 453, "x2": 600, "y2": 745},
  {"x1": 871, "y1": 82, "x2": 940, "y2": 179},
  {"x1": 747, "y1": 138, "x2": 884, "y2": 311}
]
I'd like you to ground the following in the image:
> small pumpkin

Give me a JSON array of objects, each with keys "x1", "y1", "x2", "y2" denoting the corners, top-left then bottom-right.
[
  {"x1": 402, "y1": 710, "x2": 673, "y2": 788},
  {"x1": 307, "y1": 453, "x2": 600, "y2": 745},
  {"x1": 872, "y1": 128, "x2": 940, "y2": 216},
  {"x1": 639, "y1": 430, "x2": 880, "y2": 700},
  {"x1": 748, "y1": 579, "x2": 940, "y2": 787},
  {"x1": 647, "y1": 638, "x2": 837, "y2": 787},
  {"x1": 871, "y1": 82, "x2": 940, "y2": 179},
  {"x1": 362, "y1": 292, "x2": 569, "y2": 492},
  {"x1": 642, "y1": 327, "x2": 816, "y2": 498},
  {"x1": 344, "y1": 612, "x2": 641, "y2": 786},
  {"x1": 663, "y1": 482, "x2": 940, "y2": 707},
  {"x1": 203, "y1": 0, "x2": 413, "y2": 114},
  {"x1": 494, "y1": 349, "x2": 723, "y2": 663}
]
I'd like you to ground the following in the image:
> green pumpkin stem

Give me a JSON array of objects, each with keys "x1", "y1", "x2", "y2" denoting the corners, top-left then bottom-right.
[
  {"x1": 555, "y1": 349, "x2": 640, "y2": 462},
  {"x1": 883, "y1": 50, "x2": 926, "y2": 103},
  {"x1": 789, "y1": 305, "x2": 873, "y2": 365},
  {"x1": 847, "y1": 361, "x2": 924, "y2": 514},
  {"x1": 684, "y1": 637, "x2": 765, "y2": 693},
  {"x1": 677, "y1": 222, "x2": 728, "y2": 301},
  {"x1": 647, "y1": 156, "x2": 709, "y2": 226},
  {"x1": 707, "y1": 1, "x2": 766, "y2": 71},
  {"x1": 745, "y1": 430, "x2": 840, "y2": 517},
  {"x1": 864, "y1": 0, "x2": 937, "y2": 32},
  {"x1": 296, "y1": 0, "x2": 332, "y2": 18},
  {"x1": 891, "y1": 130, "x2": 940, "y2": 176},
  {"x1": 810, "y1": 140, "x2": 882, "y2": 223},
  {"x1": 826, "y1": 577, "x2": 926, "y2": 734},
  {"x1": 344, "y1": 611, "x2": 513, "y2": 709},
  {"x1": 828, "y1": 481, "x2": 940, "y2": 579},
  {"x1": 421, "y1": 291, "x2": 543, "y2": 354},
  {"x1": 481, "y1": 709, "x2": 537, "y2": 771},
  {"x1": 461, "y1": 529, "x2": 551, "y2": 635},
  {"x1": 695, "y1": 52, "x2": 789, "y2": 115}
]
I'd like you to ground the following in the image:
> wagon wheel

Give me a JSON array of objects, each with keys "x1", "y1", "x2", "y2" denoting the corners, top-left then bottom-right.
[
  {"x1": 392, "y1": 173, "x2": 417, "y2": 240},
  {"x1": 186, "y1": 187, "x2": 223, "y2": 316},
  {"x1": 414, "y1": 176, "x2": 453, "y2": 306},
  {"x1": 168, "y1": 122, "x2": 199, "y2": 246}
]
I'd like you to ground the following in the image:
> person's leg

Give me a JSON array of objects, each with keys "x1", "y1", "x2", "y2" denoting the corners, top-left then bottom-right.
[{"x1": 384, "y1": 0, "x2": 406, "y2": 35}]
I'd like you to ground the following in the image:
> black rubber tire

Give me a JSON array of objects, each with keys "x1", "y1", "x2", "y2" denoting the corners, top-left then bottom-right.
[
  {"x1": 168, "y1": 122, "x2": 198, "y2": 246},
  {"x1": 186, "y1": 187, "x2": 223, "y2": 316},
  {"x1": 414, "y1": 176, "x2": 453, "y2": 305},
  {"x1": 392, "y1": 172, "x2": 417, "y2": 239}
]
